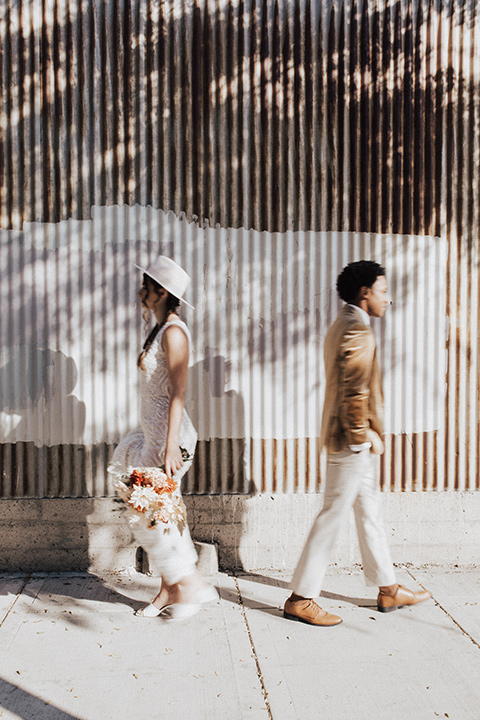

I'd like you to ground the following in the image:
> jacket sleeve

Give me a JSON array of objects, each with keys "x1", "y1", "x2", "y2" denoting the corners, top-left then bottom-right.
[{"x1": 337, "y1": 327, "x2": 376, "y2": 447}]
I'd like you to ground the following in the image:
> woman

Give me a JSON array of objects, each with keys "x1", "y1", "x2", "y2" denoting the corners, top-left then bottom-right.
[{"x1": 108, "y1": 255, "x2": 216, "y2": 619}]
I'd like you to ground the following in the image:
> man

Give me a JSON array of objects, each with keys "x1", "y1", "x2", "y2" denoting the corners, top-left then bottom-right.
[{"x1": 284, "y1": 261, "x2": 431, "y2": 626}]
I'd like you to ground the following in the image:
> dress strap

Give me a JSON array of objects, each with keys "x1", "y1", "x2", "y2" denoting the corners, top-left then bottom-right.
[{"x1": 157, "y1": 318, "x2": 192, "y2": 349}]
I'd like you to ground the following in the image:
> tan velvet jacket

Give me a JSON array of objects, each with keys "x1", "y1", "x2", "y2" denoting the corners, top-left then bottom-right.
[{"x1": 319, "y1": 305, "x2": 384, "y2": 454}]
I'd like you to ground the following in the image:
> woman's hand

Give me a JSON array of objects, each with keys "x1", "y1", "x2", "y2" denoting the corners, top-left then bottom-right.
[{"x1": 164, "y1": 442, "x2": 184, "y2": 479}]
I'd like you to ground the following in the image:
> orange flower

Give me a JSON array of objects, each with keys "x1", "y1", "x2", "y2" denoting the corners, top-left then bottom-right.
[
  {"x1": 130, "y1": 469, "x2": 151, "y2": 487},
  {"x1": 153, "y1": 476, "x2": 177, "y2": 494}
]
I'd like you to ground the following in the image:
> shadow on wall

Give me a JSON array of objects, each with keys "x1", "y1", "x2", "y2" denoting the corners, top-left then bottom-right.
[
  {"x1": 0, "y1": 346, "x2": 87, "y2": 497},
  {"x1": 188, "y1": 350, "x2": 253, "y2": 494},
  {"x1": 0, "y1": 345, "x2": 86, "y2": 445}
]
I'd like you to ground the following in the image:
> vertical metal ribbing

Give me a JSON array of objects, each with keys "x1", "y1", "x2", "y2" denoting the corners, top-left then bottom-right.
[
  {"x1": 370, "y1": 0, "x2": 380, "y2": 232},
  {"x1": 433, "y1": 0, "x2": 446, "y2": 492},
  {"x1": 380, "y1": 0, "x2": 391, "y2": 234},
  {"x1": 0, "y1": 1, "x2": 479, "y2": 497},
  {"x1": 454, "y1": 0, "x2": 468, "y2": 493},
  {"x1": 472, "y1": 3, "x2": 480, "y2": 494},
  {"x1": 444, "y1": 1, "x2": 458, "y2": 492},
  {"x1": 359, "y1": 0, "x2": 370, "y2": 232},
  {"x1": 0, "y1": 0, "x2": 471, "y2": 234},
  {"x1": 464, "y1": 0, "x2": 479, "y2": 492},
  {"x1": 4, "y1": 6, "x2": 17, "y2": 494},
  {"x1": 0, "y1": 7, "x2": 8, "y2": 229},
  {"x1": 419, "y1": 0, "x2": 435, "y2": 492},
  {"x1": 403, "y1": 0, "x2": 413, "y2": 234},
  {"x1": 391, "y1": 0, "x2": 402, "y2": 234},
  {"x1": 326, "y1": 2, "x2": 336, "y2": 231},
  {"x1": 348, "y1": 0, "x2": 358, "y2": 231},
  {"x1": 412, "y1": 0, "x2": 425, "y2": 490}
]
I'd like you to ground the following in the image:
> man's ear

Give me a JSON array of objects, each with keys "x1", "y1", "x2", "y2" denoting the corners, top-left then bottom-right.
[{"x1": 359, "y1": 285, "x2": 369, "y2": 299}]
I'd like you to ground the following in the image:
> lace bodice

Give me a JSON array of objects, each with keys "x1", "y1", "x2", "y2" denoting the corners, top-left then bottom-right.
[
  {"x1": 108, "y1": 318, "x2": 197, "y2": 474},
  {"x1": 140, "y1": 319, "x2": 197, "y2": 464}
]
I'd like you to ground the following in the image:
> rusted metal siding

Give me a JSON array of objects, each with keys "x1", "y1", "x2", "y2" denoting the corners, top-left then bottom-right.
[
  {"x1": 0, "y1": 0, "x2": 478, "y2": 497},
  {"x1": 0, "y1": 0, "x2": 452, "y2": 234}
]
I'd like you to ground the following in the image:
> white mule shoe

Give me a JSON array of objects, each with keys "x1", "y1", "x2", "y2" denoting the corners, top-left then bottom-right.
[
  {"x1": 196, "y1": 584, "x2": 219, "y2": 604},
  {"x1": 134, "y1": 603, "x2": 172, "y2": 617},
  {"x1": 166, "y1": 584, "x2": 219, "y2": 620},
  {"x1": 168, "y1": 602, "x2": 201, "y2": 620}
]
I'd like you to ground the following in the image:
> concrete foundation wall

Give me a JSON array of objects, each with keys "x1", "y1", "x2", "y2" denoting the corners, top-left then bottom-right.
[{"x1": 1, "y1": 493, "x2": 480, "y2": 573}]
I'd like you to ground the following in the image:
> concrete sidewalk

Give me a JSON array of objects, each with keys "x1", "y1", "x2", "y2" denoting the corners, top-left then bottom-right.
[{"x1": 0, "y1": 567, "x2": 479, "y2": 720}]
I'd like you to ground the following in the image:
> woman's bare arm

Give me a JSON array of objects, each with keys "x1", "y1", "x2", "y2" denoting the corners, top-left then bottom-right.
[{"x1": 163, "y1": 324, "x2": 189, "y2": 478}]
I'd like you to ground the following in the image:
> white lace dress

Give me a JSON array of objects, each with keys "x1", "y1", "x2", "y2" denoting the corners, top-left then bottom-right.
[{"x1": 108, "y1": 319, "x2": 198, "y2": 583}]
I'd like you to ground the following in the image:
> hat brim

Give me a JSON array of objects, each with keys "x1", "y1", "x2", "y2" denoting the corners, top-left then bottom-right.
[{"x1": 132, "y1": 263, "x2": 195, "y2": 310}]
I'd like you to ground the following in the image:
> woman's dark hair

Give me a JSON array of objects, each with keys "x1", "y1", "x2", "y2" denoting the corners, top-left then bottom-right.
[
  {"x1": 336, "y1": 261, "x2": 385, "y2": 303},
  {"x1": 137, "y1": 274, "x2": 180, "y2": 368}
]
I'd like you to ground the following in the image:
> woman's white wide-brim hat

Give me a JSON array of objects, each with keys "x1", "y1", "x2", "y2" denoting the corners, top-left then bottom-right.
[{"x1": 133, "y1": 256, "x2": 195, "y2": 310}]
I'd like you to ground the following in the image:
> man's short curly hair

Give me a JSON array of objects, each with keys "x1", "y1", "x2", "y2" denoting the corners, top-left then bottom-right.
[{"x1": 336, "y1": 261, "x2": 386, "y2": 303}]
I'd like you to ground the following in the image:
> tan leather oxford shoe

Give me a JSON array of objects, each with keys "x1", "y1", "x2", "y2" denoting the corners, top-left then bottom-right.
[
  {"x1": 377, "y1": 584, "x2": 432, "y2": 613},
  {"x1": 284, "y1": 595, "x2": 343, "y2": 626}
]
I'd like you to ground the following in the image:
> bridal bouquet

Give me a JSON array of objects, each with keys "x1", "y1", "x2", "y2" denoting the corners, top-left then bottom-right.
[{"x1": 112, "y1": 449, "x2": 193, "y2": 532}]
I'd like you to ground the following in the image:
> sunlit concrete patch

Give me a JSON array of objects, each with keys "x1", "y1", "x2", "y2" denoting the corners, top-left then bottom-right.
[
  {"x1": 409, "y1": 568, "x2": 480, "y2": 646},
  {"x1": 236, "y1": 569, "x2": 480, "y2": 720},
  {"x1": 0, "y1": 572, "x2": 268, "y2": 720},
  {"x1": 0, "y1": 576, "x2": 28, "y2": 620}
]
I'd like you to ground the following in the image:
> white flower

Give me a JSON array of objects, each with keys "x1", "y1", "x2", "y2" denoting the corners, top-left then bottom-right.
[
  {"x1": 128, "y1": 486, "x2": 159, "y2": 513},
  {"x1": 107, "y1": 462, "x2": 128, "y2": 480},
  {"x1": 113, "y1": 464, "x2": 188, "y2": 531},
  {"x1": 113, "y1": 479, "x2": 128, "y2": 491}
]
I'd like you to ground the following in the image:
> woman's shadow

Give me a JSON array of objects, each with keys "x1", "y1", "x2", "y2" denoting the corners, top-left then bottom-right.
[
  {"x1": 0, "y1": 570, "x2": 157, "y2": 628},
  {"x1": 0, "y1": 345, "x2": 86, "y2": 447},
  {"x1": 188, "y1": 350, "x2": 251, "y2": 493}
]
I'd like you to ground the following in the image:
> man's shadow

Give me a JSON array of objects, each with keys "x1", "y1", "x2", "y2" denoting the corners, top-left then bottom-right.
[{"x1": 232, "y1": 572, "x2": 376, "y2": 613}]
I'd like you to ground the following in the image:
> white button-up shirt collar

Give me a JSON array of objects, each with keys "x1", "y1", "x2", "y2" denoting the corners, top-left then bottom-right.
[{"x1": 347, "y1": 303, "x2": 370, "y2": 326}]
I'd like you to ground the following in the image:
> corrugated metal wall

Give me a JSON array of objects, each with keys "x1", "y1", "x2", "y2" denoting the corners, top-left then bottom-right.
[{"x1": 0, "y1": 0, "x2": 478, "y2": 497}]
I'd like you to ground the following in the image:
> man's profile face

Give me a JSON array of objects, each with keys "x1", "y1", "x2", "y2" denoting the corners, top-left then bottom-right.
[{"x1": 364, "y1": 275, "x2": 389, "y2": 318}]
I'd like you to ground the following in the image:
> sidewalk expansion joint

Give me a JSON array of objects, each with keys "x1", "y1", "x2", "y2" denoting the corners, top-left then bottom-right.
[
  {"x1": 407, "y1": 569, "x2": 480, "y2": 652},
  {"x1": 0, "y1": 572, "x2": 31, "y2": 629},
  {"x1": 233, "y1": 575, "x2": 273, "y2": 720}
]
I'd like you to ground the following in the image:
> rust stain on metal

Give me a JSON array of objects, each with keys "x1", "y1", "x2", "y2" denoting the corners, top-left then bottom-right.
[{"x1": 0, "y1": 1, "x2": 479, "y2": 496}]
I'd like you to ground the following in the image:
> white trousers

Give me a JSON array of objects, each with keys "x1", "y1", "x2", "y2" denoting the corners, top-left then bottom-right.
[
  {"x1": 128, "y1": 461, "x2": 198, "y2": 585},
  {"x1": 130, "y1": 521, "x2": 198, "y2": 585},
  {"x1": 290, "y1": 448, "x2": 396, "y2": 598}
]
